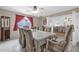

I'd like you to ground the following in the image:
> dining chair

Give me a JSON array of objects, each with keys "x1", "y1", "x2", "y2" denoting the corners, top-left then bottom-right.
[
  {"x1": 32, "y1": 26, "x2": 37, "y2": 29},
  {"x1": 39, "y1": 26, "x2": 43, "y2": 31},
  {"x1": 23, "y1": 29, "x2": 35, "y2": 52},
  {"x1": 19, "y1": 28, "x2": 22, "y2": 45},
  {"x1": 44, "y1": 27, "x2": 51, "y2": 32},
  {"x1": 44, "y1": 25, "x2": 73, "y2": 52},
  {"x1": 19, "y1": 28, "x2": 26, "y2": 48}
]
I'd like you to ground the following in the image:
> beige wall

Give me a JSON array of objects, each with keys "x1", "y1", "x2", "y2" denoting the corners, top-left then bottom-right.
[
  {"x1": 0, "y1": 9, "x2": 19, "y2": 39},
  {"x1": 33, "y1": 16, "x2": 46, "y2": 27},
  {"x1": 0, "y1": 9, "x2": 45, "y2": 39}
]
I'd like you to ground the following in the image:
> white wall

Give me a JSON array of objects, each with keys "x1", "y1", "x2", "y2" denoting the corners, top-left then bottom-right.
[
  {"x1": 47, "y1": 14, "x2": 73, "y2": 26},
  {"x1": 47, "y1": 14, "x2": 73, "y2": 33},
  {"x1": 76, "y1": 13, "x2": 79, "y2": 43},
  {"x1": 47, "y1": 13, "x2": 78, "y2": 46}
]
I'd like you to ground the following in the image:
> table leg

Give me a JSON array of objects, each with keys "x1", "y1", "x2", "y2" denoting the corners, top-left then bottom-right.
[{"x1": 34, "y1": 40, "x2": 41, "y2": 52}]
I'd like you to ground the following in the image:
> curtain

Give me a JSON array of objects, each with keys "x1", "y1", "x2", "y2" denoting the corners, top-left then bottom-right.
[{"x1": 13, "y1": 15, "x2": 33, "y2": 31}]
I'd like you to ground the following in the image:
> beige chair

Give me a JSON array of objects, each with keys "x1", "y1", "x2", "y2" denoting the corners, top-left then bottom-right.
[
  {"x1": 19, "y1": 28, "x2": 22, "y2": 45},
  {"x1": 44, "y1": 25, "x2": 73, "y2": 52},
  {"x1": 32, "y1": 26, "x2": 39, "y2": 30},
  {"x1": 44, "y1": 27, "x2": 51, "y2": 32},
  {"x1": 39, "y1": 26, "x2": 43, "y2": 31},
  {"x1": 22, "y1": 29, "x2": 35, "y2": 52},
  {"x1": 19, "y1": 28, "x2": 26, "y2": 48}
]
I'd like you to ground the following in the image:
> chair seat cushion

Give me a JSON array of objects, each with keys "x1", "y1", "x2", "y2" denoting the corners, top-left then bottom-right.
[{"x1": 53, "y1": 46, "x2": 64, "y2": 52}]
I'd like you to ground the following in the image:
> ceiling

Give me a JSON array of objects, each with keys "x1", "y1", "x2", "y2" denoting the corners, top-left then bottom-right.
[{"x1": 0, "y1": 6, "x2": 78, "y2": 17}]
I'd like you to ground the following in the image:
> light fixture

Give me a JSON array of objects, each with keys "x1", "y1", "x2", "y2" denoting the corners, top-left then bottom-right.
[
  {"x1": 32, "y1": 10, "x2": 39, "y2": 14},
  {"x1": 31, "y1": 6, "x2": 44, "y2": 17},
  {"x1": 32, "y1": 9, "x2": 41, "y2": 17}
]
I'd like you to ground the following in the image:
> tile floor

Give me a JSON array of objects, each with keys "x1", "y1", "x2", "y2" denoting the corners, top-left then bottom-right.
[
  {"x1": 0, "y1": 39, "x2": 25, "y2": 52},
  {"x1": 0, "y1": 39, "x2": 79, "y2": 52}
]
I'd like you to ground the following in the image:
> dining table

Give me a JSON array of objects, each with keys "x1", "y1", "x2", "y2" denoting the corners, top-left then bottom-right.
[{"x1": 32, "y1": 29, "x2": 55, "y2": 52}]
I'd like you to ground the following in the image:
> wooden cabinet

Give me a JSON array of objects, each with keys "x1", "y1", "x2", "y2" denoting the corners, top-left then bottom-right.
[{"x1": 0, "y1": 16, "x2": 10, "y2": 41}]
